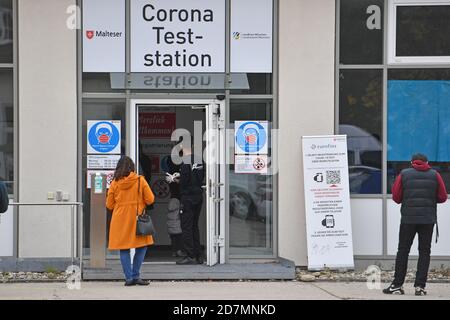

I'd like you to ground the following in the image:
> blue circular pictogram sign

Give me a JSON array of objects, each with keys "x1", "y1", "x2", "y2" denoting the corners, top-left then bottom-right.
[
  {"x1": 236, "y1": 121, "x2": 267, "y2": 154},
  {"x1": 88, "y1": 121, "x2": 120, "y2": 154}
]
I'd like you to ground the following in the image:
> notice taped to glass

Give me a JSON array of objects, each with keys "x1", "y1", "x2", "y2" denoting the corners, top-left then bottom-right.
[
  {"x1": 87, "y1": 155, "x2": 121, "y2": 169},
  {"x1": 301, "y1": 135, "x2": 354, "y2": 270}
]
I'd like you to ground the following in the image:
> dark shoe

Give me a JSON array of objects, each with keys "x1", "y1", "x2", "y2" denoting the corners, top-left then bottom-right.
[
  {"x1": 176, "y1": 256, "x2": 197, "y2": 265},
  {"x1": 176, "y1": 250, "x2": 187, "y2": 258},
  {"x1": 415, "y1": 286, "x2": 427, "y2": 296},
  {"x1": 382, "y1": 283, "x2": 404, "y2": 295},
  {"x1": 196, "y1": 256, "x2": 204, "y2": 265},
  {"x1": 134, "y1": 278, "x2": 150, "y2": 286},
  {"x1": 124, "y1": 279, "x2": 136, "y2": 286}
]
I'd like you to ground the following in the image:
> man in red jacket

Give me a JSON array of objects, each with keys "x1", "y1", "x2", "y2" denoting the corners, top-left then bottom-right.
[{"x1": 383, "y1": 153, "x2": 447, "y2": 296}]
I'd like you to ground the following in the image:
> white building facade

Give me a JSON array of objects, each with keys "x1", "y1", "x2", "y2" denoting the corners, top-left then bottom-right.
[{"x1": 0, "y1": 0, "x2": 450, "y2": 278}]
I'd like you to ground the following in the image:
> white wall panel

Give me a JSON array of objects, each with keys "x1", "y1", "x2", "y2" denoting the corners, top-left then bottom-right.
[
  {"x1": 0, "y1": 205, "x2": 13, "y2": 257},
  {"x1": 351, "y1": 199, "x2": 383, "y2": 256},
  {"x1": 278, "y1": 0, "x2": 336, "y2": 265},
  {"x1": 387, "y1": 199, "x2": 450, "y2": 256}
]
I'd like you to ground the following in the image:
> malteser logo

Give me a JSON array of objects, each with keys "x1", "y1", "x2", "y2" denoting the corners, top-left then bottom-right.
[
  {"x1": 86, "y1": 30, "x2": 94, "y2": 40},
  {"x1": 85, "y1": 30, "x2": 123, "y2": 40}
]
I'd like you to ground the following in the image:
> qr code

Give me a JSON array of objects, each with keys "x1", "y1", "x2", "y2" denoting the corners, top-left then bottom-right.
[{"x1": 326, "y1": 170, "x2": 341, "y2": 184}]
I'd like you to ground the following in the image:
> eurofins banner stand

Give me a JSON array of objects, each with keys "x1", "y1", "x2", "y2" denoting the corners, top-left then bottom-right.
[{"x1": 302, "y1": 135, "x2": 354, "y2": 270}]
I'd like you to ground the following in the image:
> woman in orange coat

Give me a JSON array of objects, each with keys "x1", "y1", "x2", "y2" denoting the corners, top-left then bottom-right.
[{"x1": 106, "y1": 156, "x2": 155, "y2": 286}]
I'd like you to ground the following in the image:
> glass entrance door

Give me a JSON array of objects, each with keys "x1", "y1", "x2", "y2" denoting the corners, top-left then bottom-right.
[{"x1": 129, "y1": 100, "x2": 225, "y2": 265}]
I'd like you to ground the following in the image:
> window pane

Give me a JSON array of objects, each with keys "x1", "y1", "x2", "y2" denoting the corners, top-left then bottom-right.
[
  {"x1": 83, "y1": 73, "x2": 124, "y2": 93},
  {"x1": 340, "y1": 0, "x2": 384, "y2": 64},
  {"x1": 396, "y1": 6, "x2": 450, "y2": 57},
  {"x1": 230, "y1": 73, "x2": 272, "y2": 94},
  {"x1": 0, "y1": 0, "x2": 13, "y2": 64},
  {"x1": 229, "y1": 100, "x2": 274, "y2": 256},
  {"x1": 387, "y1": 69, "x2": 450, "y2": 193},
  {"x1": 339, "y1": 69, "x2": 383, "y2": 194},
  {"x1": 0, "y1": 69, "x2": 13, "y2": 194},
  {"x1": 82, "y1": 100, "x2": 126, "y2": 253}
]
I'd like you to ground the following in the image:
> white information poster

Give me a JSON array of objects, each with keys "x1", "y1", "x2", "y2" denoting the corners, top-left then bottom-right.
[
  {"x1": 87, "y1": 120, "x2": 121, "y2": 155},
  {"x1": 87, "y1": 155, "x2": 121, "y2": 170},
  {"x1": 82, "y1": 0, "x2": 125, "y2": 72},
  {"x1": 235, "y1": 155, "x2": 268, "y2": 174},
  {"x1": 230, "y1": 0, "x2": 273, "y2": 73},
  {"x1": 131, "y1": 0, "x2": 225, "y2": 72},
  {"x1": 302, "y1": 135, "x2": 354, "y2": 270}
]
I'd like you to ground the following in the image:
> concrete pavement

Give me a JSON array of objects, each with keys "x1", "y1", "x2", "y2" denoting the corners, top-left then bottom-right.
[{"x1": 0, "y1": 281, "x2": 450, "y2": 300}]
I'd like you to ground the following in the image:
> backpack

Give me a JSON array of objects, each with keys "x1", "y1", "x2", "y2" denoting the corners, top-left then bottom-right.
[{"x1": 0, "y1": 181, "x2": 9, "y2": 213}]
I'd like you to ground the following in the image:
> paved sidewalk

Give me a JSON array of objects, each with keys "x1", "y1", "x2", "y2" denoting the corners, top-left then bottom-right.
[{"x1": 0, "y1": 281, "x2": 449, "y2": 300}]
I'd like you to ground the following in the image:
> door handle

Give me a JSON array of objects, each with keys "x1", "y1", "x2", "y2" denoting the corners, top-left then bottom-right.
[{"x1": 208, "y1": 179, "x2": 213, "y2": 197}]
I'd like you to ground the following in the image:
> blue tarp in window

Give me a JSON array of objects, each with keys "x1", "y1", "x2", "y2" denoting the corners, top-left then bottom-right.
[{"x1": 388, "y1": 80, "x2": 450, "y2": 161}]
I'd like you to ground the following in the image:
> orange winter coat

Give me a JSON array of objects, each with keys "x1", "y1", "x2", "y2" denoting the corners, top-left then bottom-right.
[{"x1": 106, "y1": 172, "x2": 155, "y2": 250}]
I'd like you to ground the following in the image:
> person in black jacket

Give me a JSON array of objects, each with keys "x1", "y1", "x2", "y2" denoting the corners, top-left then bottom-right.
[
  {"x1": 138, "y1": 141, "x2": 152, "y2": 184},
  {"x1": 0, "y1": 180, "x2": 9, "y2": 214},
  {"x1": 163, "y1": 155, "x2": 184, "y2": 257},
  {"x1": 175, "y1": 143, "x2": 205, "y2": 265},
  {"x1": 383, "y1": 153, "x2": 447, "y2": 296}
]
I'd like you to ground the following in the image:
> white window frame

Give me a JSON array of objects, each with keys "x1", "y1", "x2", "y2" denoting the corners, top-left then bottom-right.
[{"x1": 388, "y1": 0, "x2": 450, "y2": 64}]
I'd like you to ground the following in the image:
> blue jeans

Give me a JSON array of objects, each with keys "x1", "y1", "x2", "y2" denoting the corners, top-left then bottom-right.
[{"x1": 119, "y1": 247, "x2": 147, "y2": 281}]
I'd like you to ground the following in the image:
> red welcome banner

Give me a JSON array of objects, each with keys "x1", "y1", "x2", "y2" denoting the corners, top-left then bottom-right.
[{"x1": 139, "y1": 113, "x2": 176, "y2": 138}]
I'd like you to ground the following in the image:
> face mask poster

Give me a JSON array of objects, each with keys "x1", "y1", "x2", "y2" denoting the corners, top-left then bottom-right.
[
  {"x1": 86, "y1": 120, "x2": 121, "y2": 190},
  {"x1": 301, "y1": 135, "x2": 354, "y2": 270}
]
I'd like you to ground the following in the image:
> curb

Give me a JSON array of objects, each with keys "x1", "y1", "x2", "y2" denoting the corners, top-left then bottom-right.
[
  {"x1": 2, "y1": 278, "x2": 450, "y2": 284},
  {"x1": 296, "y1": 278, "x2": 450, "y2": 283}
]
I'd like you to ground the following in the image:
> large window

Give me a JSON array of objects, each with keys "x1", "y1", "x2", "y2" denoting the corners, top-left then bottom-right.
[
  {"x1": 339, "y1": 69, "x2": 382, "y2": 194},
  {"x1": 396, "y1": 6, "x2": 450, "y2": 57},
  {"x1": 388, "y1": 0, "x2": 450, "y2": 64},
  {"x1": 0, "y1": 0, "x2": 13, "y2": 194},
  {"x1": 0, "y1": 0, "x2": 13, "y2": 64},
  {"x1": 81, "y1": 100, "x2": 126, "y2": 251},
  {"x1": 229, "y1": 101, "x2": 274, "y2": 256},
  {"x1": 339, "y1": 0, "x2": 450, "y2": 195},
  {"x1": 339, "y1": 0, "x2": 384, "y2": 65},
  {"x1": 387, "y1": 69, "x2": 450, "y2": 192},
  {"x1": 338, "y1": 0, "x2": 384, "y2": 194}
]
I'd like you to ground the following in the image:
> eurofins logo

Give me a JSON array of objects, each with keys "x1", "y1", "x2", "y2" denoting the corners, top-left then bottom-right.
[{"x1": 233, "y1": 32, "x2": 240, "y2": 40}]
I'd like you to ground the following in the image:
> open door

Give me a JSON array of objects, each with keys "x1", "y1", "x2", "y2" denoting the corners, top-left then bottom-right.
[
  {"x1": 129, "y1": 99, "x2": 226, "y2": 266},
  {"x1": 206, "y1": 101, "x2": 225, "y2": 266}
]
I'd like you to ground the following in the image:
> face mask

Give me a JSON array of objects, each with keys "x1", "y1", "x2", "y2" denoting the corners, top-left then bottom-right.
[
  {"x1": 244, "y1": 128, "x2": 259, "y2": 145},
  {"x1": 98, "y1": 133, "x2": 110, "y2": 144}
]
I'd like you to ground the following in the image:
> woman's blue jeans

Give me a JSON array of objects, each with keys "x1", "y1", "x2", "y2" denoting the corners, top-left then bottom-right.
[{"x1": 119, "y1": 247, "x2": 147, "y2": 281}]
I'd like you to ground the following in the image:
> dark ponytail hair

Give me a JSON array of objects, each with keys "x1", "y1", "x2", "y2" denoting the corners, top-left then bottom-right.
[{"x1": 113, "y1": 156, "x2": 135, "y2": 181}]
